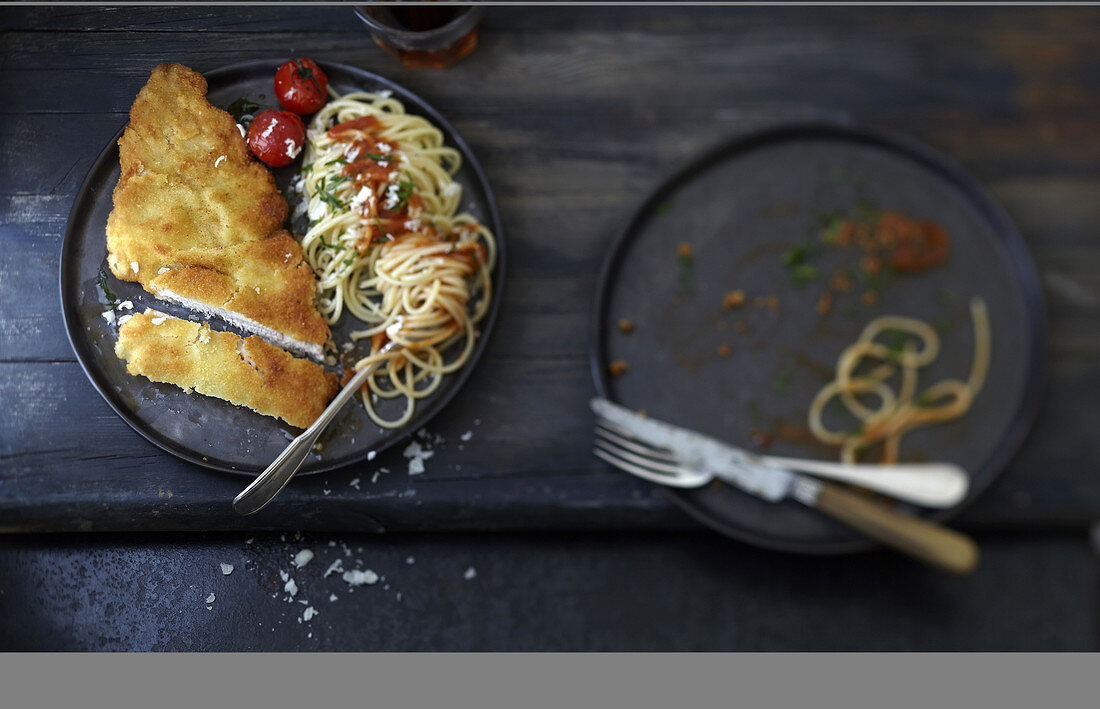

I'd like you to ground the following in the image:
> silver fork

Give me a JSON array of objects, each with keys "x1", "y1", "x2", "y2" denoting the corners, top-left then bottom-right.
[
  {"x1": 593, "y1": 424, "x2": 979, "y2": 574},
  {"x1": 594, "y1": 422, "x2": 967, "y2": 507}
]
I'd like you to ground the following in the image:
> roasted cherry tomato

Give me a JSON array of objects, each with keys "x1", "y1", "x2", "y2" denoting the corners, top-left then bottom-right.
[
  {"x1": 274, "y1": 58, "x2": 328, "y2": 115},
  {"x1": 246, "y1": 109, "x2": 306, "y2": 167}
]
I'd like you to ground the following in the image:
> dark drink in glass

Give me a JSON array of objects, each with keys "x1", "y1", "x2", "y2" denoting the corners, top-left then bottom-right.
[{"x1": 353, "y1": 3, "x2": 483, "y2": 69}]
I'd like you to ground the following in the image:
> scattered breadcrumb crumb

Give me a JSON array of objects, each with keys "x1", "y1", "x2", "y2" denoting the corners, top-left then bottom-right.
[
  {"x1": 816, "y1": 291, "x2": 833, "y2": 316},
  {"x1": 830, "y1": 269, "x2": 854, "y2": 292},
  {"x1": 608, "y1": 360, "x2": 629, "y2": 377},
  {"x1": 722, "y1": 290, "x2": 746, "y2": 309},
  {"x1": 677, "y1": 243, "x2": 693, "y2": 258},
  {"x1": 618, "y1": 318, "x2": 635, "y2": 334},
  {"x1": 753, "y1": 294, "x2": 779, "y2": 315},
  {"x1": 717, "y1": 343, "x2": 732, "y2": 357},
  {"x1": 862, "y1": 290, "x2": 880, "y2": 306}
]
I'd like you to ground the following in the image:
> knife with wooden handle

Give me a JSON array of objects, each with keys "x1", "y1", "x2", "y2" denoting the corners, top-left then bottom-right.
[
  {"x1": 791, "y1": 476, "x2": 978, "y2": 575},
  {"x1": 592, "y1": 397, "x2": 979, "y2": 574}
]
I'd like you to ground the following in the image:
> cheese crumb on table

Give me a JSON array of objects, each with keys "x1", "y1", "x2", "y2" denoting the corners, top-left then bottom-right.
[
  {"x1": 220, "y1": 563, "x2": 234, "y2": 575},
  {"x1": 293, "y1": 549, "x2": 314, "y2": 568},
  {"x1": 342, "y1": 569, "x2": 379, "y2": 586}
]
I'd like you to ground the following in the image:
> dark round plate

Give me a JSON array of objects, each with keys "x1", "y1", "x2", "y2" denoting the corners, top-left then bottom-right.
[
  {"x1": 60, "y1": 59, "x2": 505, "y2": 476},
  {"x1": 591, "y1": 122, "x2": 1045, "y2": 554}
]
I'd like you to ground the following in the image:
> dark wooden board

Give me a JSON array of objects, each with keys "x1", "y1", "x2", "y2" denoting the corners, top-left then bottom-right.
[{"x1": 2, "y1": 5, "x2": 1100, "y2": 534}]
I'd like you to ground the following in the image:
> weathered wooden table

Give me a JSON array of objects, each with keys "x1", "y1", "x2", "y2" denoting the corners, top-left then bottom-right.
[{"x1": 1, "y1": 5, "x2": 1098, "y2": 650}]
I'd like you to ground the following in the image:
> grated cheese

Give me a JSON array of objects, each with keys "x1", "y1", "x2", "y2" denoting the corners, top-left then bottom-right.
[
  {"x1": 342, "y1": 569, "x2": 379, "y2": 586},
  {"x1": 293, "y1": 549, "x2": 314, "y2": 568}
]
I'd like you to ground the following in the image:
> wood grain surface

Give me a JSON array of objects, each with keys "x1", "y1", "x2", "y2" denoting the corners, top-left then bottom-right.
[{"x1": 1, "y1": 5, "x2": 1098, "y2": 532}]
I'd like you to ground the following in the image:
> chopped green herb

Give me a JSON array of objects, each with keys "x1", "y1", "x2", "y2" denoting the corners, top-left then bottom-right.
[
  {"x1": 782, "y1": 241, "x2": 822, "y2": 288},
  {"x1": 225, "y1": 96, "x2": 263, "y2": 122},
  {"x1": 323, "y1": 156, "x2": 349, "y2": 167},
  {"x1": 300, "y1": 163, "x2": 314, "y2": 175},
  {"x1": 783, "y1": 244, "x2": 809, "y2": 267},
  {"x1": 97, "y1": 267, "x2": 118, "y2": 309},
  {"x1": 313, "y1": 176, "x2": 347, "y2": 214},
  {"x1": 789, "y1": 263, "x2": 819, "y2": 289},
  {"x1": 319, "y1": 235, "x2": 345, "y2": 251},
  {"x1": 818, "y1": 212, "x2": 847, "y2": 244},
  {"x1": 373, "y1": 216, "x2": 391, "y2": 243},
  {"x1": 342, "y1": 258, "x2": 355, "y2": 267},
  {"x1": 655, "y1": 200, "x2": 675, "y2": 216},
  {"x1": 394, "y1": 173, "x2": 415, "y2": 211},
  {"x1": 363, "y1": 153, "x2": 393, "y2": 164}
]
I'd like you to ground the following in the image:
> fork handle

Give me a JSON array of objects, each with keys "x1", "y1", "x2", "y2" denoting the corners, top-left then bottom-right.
[
  {"x1": 797, "y1": 479, "x2": 979, "y2": 575},
  {"x1": 233, "y1": 343, "x2": 396, "y2": 516}
]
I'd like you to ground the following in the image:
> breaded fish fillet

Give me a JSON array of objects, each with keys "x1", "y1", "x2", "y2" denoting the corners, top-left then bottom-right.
[
  {"x1": 106, "y1": 63, "x2": 329, "y2": 360},
  {"x1": 116, "y1": 310, "x2": 338, "y2": 429}
]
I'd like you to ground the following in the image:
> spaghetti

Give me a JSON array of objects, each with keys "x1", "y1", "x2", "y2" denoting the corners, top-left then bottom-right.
[
  {"x1": 296, "y1": 90, "x2": 496, "y2": 428},
  {"x1": 807, "y1": 298, "x2": 990, "y2": 463}
]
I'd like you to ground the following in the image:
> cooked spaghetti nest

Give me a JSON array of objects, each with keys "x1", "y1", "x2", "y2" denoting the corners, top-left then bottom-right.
[
  {"x1": 295, "y1": 89, "x2": 496, "y2": 428},
  {"x1": 808, "y1": 298, "x2": 990, "y2": 463}
]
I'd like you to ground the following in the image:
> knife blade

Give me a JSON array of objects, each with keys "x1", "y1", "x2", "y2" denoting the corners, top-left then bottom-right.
[
  {"x1": 590, "y1": 396, "x2": 979, "y2": 574},
  {"x1": 590, "y1": 397, "x2": 809, "y2": 504}
]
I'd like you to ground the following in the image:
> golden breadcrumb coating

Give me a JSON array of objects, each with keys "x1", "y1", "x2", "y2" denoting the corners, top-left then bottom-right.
[
  {"x1": 116, "y1": 310, "x2": 338, "y2": 429},
  {"x1": 106, "y1": 63, "x2": 328, "y2": 354}
]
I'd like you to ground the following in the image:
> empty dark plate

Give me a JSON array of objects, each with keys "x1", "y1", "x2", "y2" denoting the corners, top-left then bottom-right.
[
  {"x1": 60, "y1": 59, "x2": 505, "y2": 476},
  {"x1": 592, "y1": 122, "x2": 1044, "y2": 554}
]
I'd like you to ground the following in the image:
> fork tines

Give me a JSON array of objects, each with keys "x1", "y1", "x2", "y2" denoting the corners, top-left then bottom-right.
[{"x1": 593, "y1": 423, "x2": 708, "y2": 488}]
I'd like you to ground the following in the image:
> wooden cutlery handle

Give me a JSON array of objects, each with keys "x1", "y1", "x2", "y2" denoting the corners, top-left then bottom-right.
[{"x1": 812, "y1": 482, "x2": 979, "y2": 575}]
